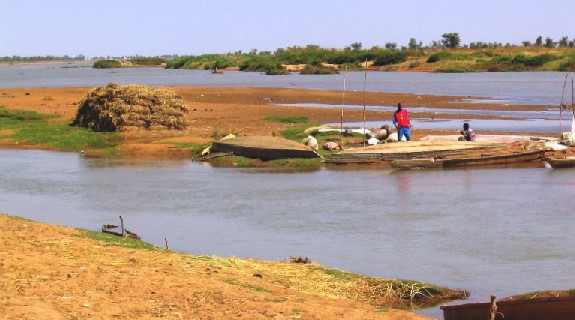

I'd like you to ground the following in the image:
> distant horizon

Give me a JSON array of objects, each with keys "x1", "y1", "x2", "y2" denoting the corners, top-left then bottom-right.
[
  {"x1": 2, "y1": 38, "x2": 573, "y2": 61},
  {"x1": 2, "y1": 0, "x2": 574, "y2": 57}
]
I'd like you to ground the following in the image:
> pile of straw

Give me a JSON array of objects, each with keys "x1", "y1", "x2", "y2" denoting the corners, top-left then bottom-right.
[{"x1": 72, "y1": 83, "x2": 189, "y2": 132}]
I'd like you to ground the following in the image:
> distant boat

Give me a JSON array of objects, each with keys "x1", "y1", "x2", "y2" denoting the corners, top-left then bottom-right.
[{"x1": 211, "y1": 67, "x2": 224, "y2": 74}]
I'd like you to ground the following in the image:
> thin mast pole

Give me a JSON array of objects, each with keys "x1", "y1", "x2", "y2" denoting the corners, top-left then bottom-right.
[
  {"x1": 571, "y1": 76, "x2": 574, "y2": 134},
  {"x1": 559, "y1": 73, "x2": 568, "y2": 133},
  {"x1": 341, "y1": 66, "x2": 347, "y2": 142},
  {"x1": 363, "y1": 58, "x2": 368, "y2": 147}
]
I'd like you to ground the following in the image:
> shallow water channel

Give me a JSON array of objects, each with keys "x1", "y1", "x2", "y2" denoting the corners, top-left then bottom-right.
[{"x1": 2, "y1": 150, "x2": 575, "y2": 318}]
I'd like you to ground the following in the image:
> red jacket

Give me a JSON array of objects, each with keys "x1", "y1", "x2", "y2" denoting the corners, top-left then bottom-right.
[{"x1": 394, "y1": 109, "x2": 410, "y2": 128}]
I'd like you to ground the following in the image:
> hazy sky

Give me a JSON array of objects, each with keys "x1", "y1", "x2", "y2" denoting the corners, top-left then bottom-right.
[{"x1": 2, "y1": 0, "x2": 574, "y2": 57}]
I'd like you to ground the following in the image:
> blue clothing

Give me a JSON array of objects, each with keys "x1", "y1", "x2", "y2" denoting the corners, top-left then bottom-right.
[{"x1": 398, "y1": 126, "x2": 411, "y2": 141}]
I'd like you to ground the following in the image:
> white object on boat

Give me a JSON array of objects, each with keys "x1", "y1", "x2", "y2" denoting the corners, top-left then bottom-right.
[
  {"x1": 544, "y1": 140, "x2": 568, "y2": 151},
  {"x1": 367, "y1": 137, "x2": 379, "y2": 145}
]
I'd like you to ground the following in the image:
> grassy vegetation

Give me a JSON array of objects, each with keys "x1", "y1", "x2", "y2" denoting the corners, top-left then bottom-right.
[
  {"x1": 93, "y1": 57, "x2": 166, "y2": 68},
  {"x1": 89, "y1": 46, "x2": 575, "y2": 73},
  {"x1": 299, "y1": 64, "x2": 339, "y2": 75},
  {"x1": 0, "y1": 106, "x2": 122, "y2": 153},
  {"x1": 264, "y1": 116, "x2": 309, "y2": 123},
  {"x1": 509, "y1": 289, "x2": 575, "y2": 300},
  {"x1": 77, "y1": 229, "x2": 163, "y2": 251},
  {"x1": 165, "y1": 141, "x2": 209, "y2": 156},
  {"x1": 223, "y1": 278, "x2": 272, "y2": 293},
  {"x1": 128, "y1": 57, "x2": 166, "y2": 66},
  {"x1": 160, "y1": 46, "x2": 575, "y2": 73},
  {"x1": 93, "y1": 59, "x2": 122, "y2": 69}
]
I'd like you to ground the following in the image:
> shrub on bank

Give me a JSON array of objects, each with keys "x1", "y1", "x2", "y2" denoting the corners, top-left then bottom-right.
[
  {"x1": 372, "y1": 51, "x2": 407, "y2": 66},
  {"x1": 93, "y1": 60, "x2": 122, "y2": 69},
  {"x1": 129, "y1": 57, "x2": 166, "y2": 66},
  {"x1": 559, "y1": 56, "x2": 575, "y2": 71},
  {"x1": 299, "y1": 65, "x2": 339, "y2": 75}
]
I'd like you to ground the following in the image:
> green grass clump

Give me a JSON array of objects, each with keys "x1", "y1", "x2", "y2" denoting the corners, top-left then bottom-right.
[
  {"x1": 264, "y1": 116, "x2": 309, "y2": 123},
  {"x1": 0, "y1": 107, "x2": 58, "y2": 121},
  {"x1": 0, "y1": 106, "x2": 122, "y2": 152},
  {"x1": 166, "y1": 141, "x2": 210, "y2": 157},
  {"x1": 409, "y1": 61, "x2": 421, "y2": 68},
  {"x1": 279, "y1": 125, "x2": 318, "y2": 141},
  {"x1": 223, "y1": 278, "x2": 272, "y2": 293}
]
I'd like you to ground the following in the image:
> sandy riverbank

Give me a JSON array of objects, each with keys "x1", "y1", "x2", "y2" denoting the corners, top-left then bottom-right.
[
  {"x1": 0, "y1": 214, "x2": 435, "y2": 320},
  {"x1": 0, "y1": 86, "x2": 556, "y2": 158}
]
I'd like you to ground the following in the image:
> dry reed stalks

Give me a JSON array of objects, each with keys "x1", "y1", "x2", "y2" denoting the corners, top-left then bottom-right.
[{"x1": 72, "y1": 83, "x2": 189, "y2": 132}]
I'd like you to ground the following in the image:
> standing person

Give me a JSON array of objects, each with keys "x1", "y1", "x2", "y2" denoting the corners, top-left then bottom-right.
[
  {"x1": 393, "y1": 102, "x2": 412, "y2": 141},
  {"x1": 458, "y1": 122, "x2": 476, "y2": 141}
]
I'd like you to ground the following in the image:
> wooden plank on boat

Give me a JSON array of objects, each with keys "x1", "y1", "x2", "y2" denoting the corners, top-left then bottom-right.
[
  {"x1": 325, "y1": 141, "x2": 498, "y2": 164},
  {"x1": 210, "y1": 136, "x2": 320, "y2": 160},
  {"x1": 441, "y1": 296, "x2": 575, "y2": 320}
]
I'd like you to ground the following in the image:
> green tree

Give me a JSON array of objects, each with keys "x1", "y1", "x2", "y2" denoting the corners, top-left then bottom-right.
[
  {"x1": 535, "y1": 36, "x2": 543, "y2": 46},
  {"x1": 559, "y1": 36, "x2": 569, "y2": 47},
  {"x1": 544, "y1": 37, "x2": 554, "y2": 48},
  {"x1": 522, "y1": 41, "x2": 531, "y2": 47},
  {"x1": 408, "y1": 38, "x2": 418, "y2": 50},
  {"x1": 441, "y1": 33, "x2": 461, "y2": 48},
  {"x1": 429, "y1": 40, "x2": 444, "y2": 49},
  {"x1": 385, "y1": 42, "x2": 397, "y2": 49},
  {"x1": 350, "y1": 42, "x2": 362, "y2": 50}
]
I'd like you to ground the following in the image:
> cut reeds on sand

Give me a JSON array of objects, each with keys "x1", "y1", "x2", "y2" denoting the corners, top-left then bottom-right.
[{"x1": 71, "y1": 83, "x2": 189, "y2": 132}]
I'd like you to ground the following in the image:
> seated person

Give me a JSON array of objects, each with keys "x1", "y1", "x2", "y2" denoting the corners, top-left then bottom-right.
[{"x1": 458, "y1": 122, "x2": 476, "y2": 141}]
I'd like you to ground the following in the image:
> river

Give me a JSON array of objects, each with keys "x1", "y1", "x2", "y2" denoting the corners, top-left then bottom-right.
[{"x1": 0, "y1": 62, "x2": 569, "y2": 106}]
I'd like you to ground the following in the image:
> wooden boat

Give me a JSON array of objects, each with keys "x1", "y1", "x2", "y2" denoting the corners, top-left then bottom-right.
[
  {"x1": 210, "y1": 136, "x2": 320, "y2": 160},
  {"x1": 390, "y1": 150, "x2": 546, "y2": 170},
  {"x1": 441, "y1": 149, "x2": 546, "y2": 168},
  {"x1": 544, "y1": 156, "x2": 575, "y2": 168},
  {"x1": 441, "y1": 296, "x2": 575, "y2": 320},
  {"x1": 326, "y1": 141, "x2": 498, "y2": 165}
]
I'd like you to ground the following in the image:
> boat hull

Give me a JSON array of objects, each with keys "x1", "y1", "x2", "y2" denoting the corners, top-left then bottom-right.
[
  {"x1": 210, "y1": 136, "x2": 320, "y2": 160},
  {"x1": 441, "y1": 296, "x2": 575, "y2": 320},
  {"x1": 390, "y1": 150, "x2": 545, "y2": 170},
  {"x1": 544, "y1": 157, "x2": 575, "y2": 168}
]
